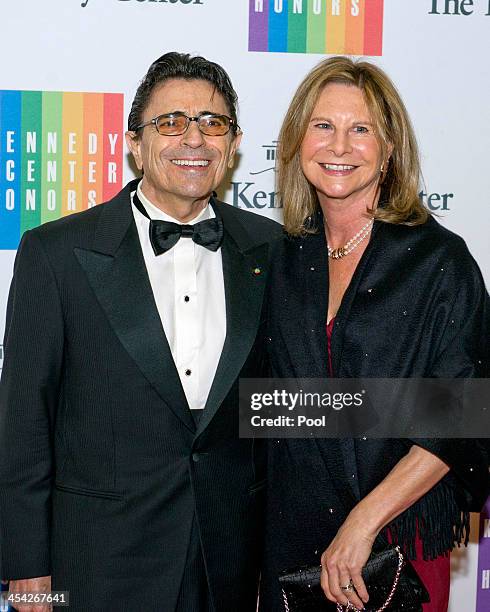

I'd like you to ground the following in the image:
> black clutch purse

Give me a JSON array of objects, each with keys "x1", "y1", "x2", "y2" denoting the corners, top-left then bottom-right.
[{"x1": 279, "y1": 543, "x2": 430, "y2": 612}]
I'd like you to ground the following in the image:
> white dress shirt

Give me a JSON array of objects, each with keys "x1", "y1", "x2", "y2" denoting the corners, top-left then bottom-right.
[{"x1": 132, "y1": 184, "x2": 226, "y2": 410}]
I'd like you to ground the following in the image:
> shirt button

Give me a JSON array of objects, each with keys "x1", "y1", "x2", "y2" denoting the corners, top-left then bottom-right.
[
  {"x1": 185, "y1": 369, "x2": 192, "y2": 376},
  {"x1": 184, "y1": 295, "x2": 190, "y2": 302},
  {"x1": 192, "y1": 453, "x2": 200, "y2": 463}
]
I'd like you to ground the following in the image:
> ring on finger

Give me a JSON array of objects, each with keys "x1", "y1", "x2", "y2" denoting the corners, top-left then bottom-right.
[{"x1": 340, "y1": 579, "x2": 354, "y2": 592}]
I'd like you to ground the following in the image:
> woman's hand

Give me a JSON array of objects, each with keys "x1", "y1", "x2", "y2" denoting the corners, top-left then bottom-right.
[
  {"x1": 320, "y1": 445, "x2": 450, "y2": 610},
  {"x1": 320, "y1": 510, "x2": 377, "y2": 610}
]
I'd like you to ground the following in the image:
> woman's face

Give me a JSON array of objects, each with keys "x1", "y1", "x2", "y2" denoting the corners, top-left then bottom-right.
[{"x1": 300, "y1": 83, "x2": 386, "y2": 207}]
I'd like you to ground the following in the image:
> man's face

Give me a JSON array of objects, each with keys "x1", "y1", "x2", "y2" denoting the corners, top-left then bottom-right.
[{"x1": 126, "y1": 78, "x2": 241, "y2": 213}]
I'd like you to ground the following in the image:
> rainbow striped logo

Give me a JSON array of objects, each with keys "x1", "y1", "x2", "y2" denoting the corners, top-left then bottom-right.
[
  {"x1": 0, "y1": 91, "x2": 124, "y2": 249},
  {"x1": 249, "y1": 0, "x2": 384, "y2": 55}
]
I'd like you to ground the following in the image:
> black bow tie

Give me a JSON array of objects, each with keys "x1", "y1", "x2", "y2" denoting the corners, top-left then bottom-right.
[{"x1": 133, "y1": 191, "x2": 224, "y2": 255}]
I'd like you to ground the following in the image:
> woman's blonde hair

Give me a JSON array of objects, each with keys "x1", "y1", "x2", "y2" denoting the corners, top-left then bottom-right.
[{"x1": 277, "y1": 56, "x2": 428, "y2": 235}]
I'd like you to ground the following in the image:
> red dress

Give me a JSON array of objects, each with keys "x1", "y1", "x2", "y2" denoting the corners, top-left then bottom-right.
[{"x1": 326, "y1": 318, "x2": 450, "y2": 611}]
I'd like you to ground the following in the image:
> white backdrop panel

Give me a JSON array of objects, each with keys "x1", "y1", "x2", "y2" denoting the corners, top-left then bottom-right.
[{"x1": 1, "y1": 1, "x2": 489, "y2": 609}]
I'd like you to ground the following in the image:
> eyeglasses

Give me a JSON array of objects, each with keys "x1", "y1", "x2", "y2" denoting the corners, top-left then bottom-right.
[{"x1": 134, "y1": 112, "x2": 238, "y2": 137}]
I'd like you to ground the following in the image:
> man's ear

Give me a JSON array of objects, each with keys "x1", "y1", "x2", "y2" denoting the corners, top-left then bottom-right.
[
  {"x1": 125, "y1": 131, "x2": 143, "y2": 171},
  {"x1": 227, "y1": 130, "x2": 243, "y2": 169}
]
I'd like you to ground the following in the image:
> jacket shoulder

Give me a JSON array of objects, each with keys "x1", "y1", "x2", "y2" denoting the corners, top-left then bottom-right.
[
  {"x1": 26, "y1": 188, "x2": 130, "y2": 253},
  {"x1": 25, "y1": 204, "x2": 105, "y2": 258},
  {"x1": 218, "y1": 200, "x2": 281, "y2": 228},
  {"x1": 380, "y1": 216, "x2": 480, "y2": 268},
  {"x1": 215, "y1": 199, "x2": 283, "y2": 247},
  {"x1": 32, "y1": 203, "x2": 104, "y2": 236},
  {"x1": 385, "y1": 215, "x2": 467, "y2": 250}
]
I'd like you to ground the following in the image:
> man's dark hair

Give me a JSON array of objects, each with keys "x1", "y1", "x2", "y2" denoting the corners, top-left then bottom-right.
[{"x1": 128, "y1": 52, "x2": 239, "y2": 134}]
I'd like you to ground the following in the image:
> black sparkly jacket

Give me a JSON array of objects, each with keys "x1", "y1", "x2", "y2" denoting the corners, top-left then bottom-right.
[{"x1": 264, "y1": 215, "x2": 489, "y2": 561}]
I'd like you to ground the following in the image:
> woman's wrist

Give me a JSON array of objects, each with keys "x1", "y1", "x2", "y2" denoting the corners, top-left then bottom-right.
[{"x1": 345, "y1": 503, "x2": 382, "y2": 541}]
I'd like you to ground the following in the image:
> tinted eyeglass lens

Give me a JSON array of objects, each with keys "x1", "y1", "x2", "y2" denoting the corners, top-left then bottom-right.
[
  {"x1": 198, "y1": 115, "x2": 230, "y2": 136},
  {"x1": 155, "y1": 114, "x2": 188, "y2": 136},
  {"x1": 154, "y1": 114, "x2": 231, "y2": 136}
]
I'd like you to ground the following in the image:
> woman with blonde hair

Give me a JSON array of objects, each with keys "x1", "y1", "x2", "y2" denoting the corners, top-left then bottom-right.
[{"x1": 259, "y1": 57, "x2": 489, "y2": 611}]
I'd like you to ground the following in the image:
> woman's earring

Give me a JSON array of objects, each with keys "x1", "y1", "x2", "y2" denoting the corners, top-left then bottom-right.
[{"x1": 379, "y1": 160, "x2": 388, "y2": 183}]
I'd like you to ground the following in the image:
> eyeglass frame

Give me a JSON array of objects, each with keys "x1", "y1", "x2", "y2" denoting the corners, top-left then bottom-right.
[{"x1": 133, "y1": 111, "x2": 240, "y2": 137}]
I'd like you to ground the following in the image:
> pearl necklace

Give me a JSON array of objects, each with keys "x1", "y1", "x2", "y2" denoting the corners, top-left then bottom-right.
[{"x1": 327, "y1": 219, "x2": 374, "y2": 260}]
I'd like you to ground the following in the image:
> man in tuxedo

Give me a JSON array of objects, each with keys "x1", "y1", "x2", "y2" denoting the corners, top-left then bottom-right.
[{"x1": 0, "y1": 53, "x2": 281, "y2": 611}]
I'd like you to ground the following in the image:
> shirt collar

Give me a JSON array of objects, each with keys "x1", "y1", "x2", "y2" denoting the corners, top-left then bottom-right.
[{"x1": 134, "y1": 182, "x2": 213, "y2": 224}]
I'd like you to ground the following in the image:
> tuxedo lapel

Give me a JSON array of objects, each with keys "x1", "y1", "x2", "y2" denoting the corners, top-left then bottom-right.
[
  {"x1": 196, "y1": 205, "x2": 269, "y2": 436},
  {"x1": 74, "y1": 182, "x2": 195, "y2": 433}
]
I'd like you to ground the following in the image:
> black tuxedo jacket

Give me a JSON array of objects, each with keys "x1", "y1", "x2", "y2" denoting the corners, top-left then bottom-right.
[{"x1": 0, "y1": 179, "x2": 282, "y2": 611}]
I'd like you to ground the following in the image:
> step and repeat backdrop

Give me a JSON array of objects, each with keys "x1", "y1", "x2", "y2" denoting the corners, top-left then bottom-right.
[{"x1": 0, "y1": 1, "x2": 489, "y2": 610}]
